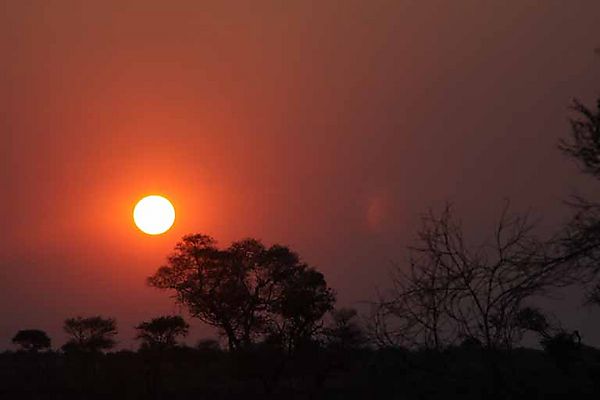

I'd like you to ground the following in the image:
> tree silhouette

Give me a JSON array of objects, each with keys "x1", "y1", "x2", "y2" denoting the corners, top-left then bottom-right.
[
  {"x1": 148, "y1": 234, "x2": 335, "y2": 352},
  {"x1": 515, "y1": 306, "x2": 551, "y2": 337},
  {"x1": 324, "y1": 308, "x2": 366, "y2": 350},
  {"x1": 558, "y1": 96, "x2": 600, "y2": 302},
  {"x1": 559, "y1": 98, "x2": 600, "y2": 178},
  {"x1": 375, "y1": 204, "x2": 567, "y2": 350},
  {"x1": 266, "y1": 258, "x2": 336, "y2": 352},
  {"x1": 135, "y1": 316, "x2": 189, "y2": 399},
  {"x1": 135, "y1": 315, "x2": 189, "y2": 350},
  {"x1": 62, "y1": 316, "x2": 118, "y2": 353},
  {"x1": 11, "y1": 329, "x2": 51, "y2": 352}
]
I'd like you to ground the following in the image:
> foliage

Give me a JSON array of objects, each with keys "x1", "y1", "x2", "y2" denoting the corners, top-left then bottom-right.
[
  {"x1": 11, "y1": 329, "x2": 51, "y2": 352},
  {"x1": 148, "y1": 234, "x2": 335, "y2": 352},
  {"x1": 515, "y1": 306, "x2": 551, "y2": 336},
  {"x1": 135, "y1": 315, "x2": 189, "y2": 350},
  {"x1": 62, "y1": 316, "x2": 118, "y2": 353}
]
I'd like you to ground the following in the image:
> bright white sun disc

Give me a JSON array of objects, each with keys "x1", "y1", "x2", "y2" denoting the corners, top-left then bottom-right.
[{"x1": 133, "y1": 195, "x2": 175, "y2": 235}]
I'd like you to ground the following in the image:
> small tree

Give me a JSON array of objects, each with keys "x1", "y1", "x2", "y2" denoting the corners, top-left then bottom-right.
[
  {"x1": 135, "y1": 316, "x2": 189, "y2": 350},
  {"x1": 135, "y1": 316, "x2": 189, "y2": 398},
  {"x1": 62, "y1": 316, "x2": 117, "y2": 353},
  {"x1": 324, "y1": 308, "x2": 366, "y2": 350},
  {"x1": 515, "y1": 306, "x2": 582, "y2": 371},
  {"x1": 515, "y1": 306, "x2": 551, "y2": 337},
  {"x1": 12, "y1": 329, "x2": 51, "y2": 352}
]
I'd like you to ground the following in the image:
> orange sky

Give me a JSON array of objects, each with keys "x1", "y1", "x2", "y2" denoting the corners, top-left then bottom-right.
[{"x1": 2, "y1": 0, "x2": 600, "y2": 348}]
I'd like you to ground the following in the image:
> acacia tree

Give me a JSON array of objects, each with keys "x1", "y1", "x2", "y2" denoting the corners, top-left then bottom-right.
[
  {"x1": 135, "y1": 316, "x2": 189, "y2": 350},
  {"x1": 12, "y1": 329, "x2": 51, "y2": 352},
  {"x1": 148, "y1": 234, "x2": 335, "y2": 352},
  {"x1": 135, "y1": 315, "x2": 189, "y2": 398},
  {"x1": 62, "y1": 316, "x2": 118, "y2": 353},
  {"x1": 374, "y1": 205, "x2": 567, "y2": 350}
]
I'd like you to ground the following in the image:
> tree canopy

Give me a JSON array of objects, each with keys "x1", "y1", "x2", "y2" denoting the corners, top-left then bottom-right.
[
  {"x1": 136, "y1": 315, "x2": 189, "y2": 350},
  {"x1": 62, "y1": 316, "x2": 118, "y2": 353},
  {"x1": 148, "y1": 234, "x2": 335, "y2": 352},
  {"x1": 12, "y1": 329, "x2": 51, "y2": 352}
]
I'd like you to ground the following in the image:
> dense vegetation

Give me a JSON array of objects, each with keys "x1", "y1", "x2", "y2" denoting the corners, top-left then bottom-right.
[{"x1": 3, "y1": 343, "x2": 600, "y2": 399}]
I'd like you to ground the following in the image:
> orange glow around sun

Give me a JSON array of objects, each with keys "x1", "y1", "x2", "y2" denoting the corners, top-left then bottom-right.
[{"x1": 133, "y1": 195, "x2": 176, "y2": 235}]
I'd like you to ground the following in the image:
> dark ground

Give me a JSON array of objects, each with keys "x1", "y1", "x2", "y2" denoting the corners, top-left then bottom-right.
[{"x1": 3, "y1": 343, "x2": 600, "y2": 400}]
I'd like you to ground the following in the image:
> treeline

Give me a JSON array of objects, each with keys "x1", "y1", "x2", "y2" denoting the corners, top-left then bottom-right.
[
  {"x1": 4, "y1": 95, "x2": 600, "y2": 399},
  {"x1": 4, "y1": 334, "x2": 600, "y2": 399}
]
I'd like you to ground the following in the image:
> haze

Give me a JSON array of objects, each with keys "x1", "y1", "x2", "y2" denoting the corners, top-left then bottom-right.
[{"x1": 1, "y1": 0, "x2": 600, "y2": 348}]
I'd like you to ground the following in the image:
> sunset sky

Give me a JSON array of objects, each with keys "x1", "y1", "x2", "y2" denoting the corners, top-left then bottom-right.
[{"x1": 2, "y1": 0, "x2": 600, "y2": 349}]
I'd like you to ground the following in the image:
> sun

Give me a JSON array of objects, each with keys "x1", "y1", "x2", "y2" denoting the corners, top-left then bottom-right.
[{"x1": 133, "y1": 195, "x2": 176, "y2": 235}]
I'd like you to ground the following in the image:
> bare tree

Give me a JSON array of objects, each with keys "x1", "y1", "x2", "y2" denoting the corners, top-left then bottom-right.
[
  {"x1": 386, "y1": 251, "x2": 456, "y2": 350},
  {"x1": 559, "y1": 97, "x2": 600, "y2": 179},
  {"x1": 375, "y1": 204, "x2": 567, "y2": 350},
  {"x1": 558, "y1": 96, "x2": 600, "y2": 302}
]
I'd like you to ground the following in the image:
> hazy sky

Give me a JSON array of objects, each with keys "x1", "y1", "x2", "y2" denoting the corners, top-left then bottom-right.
[{"x1": 2, "y1": 0, "x2": 600, "y2": 349}]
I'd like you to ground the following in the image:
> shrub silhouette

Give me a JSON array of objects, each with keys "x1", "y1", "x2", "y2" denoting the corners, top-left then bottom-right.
[
  {"x1": 11, "y1": 329, "x2": 51, "y2": 352},
  {"x1": 541, "y1": 331, "x2": 582, "y2": 373},
  {"x1": 196, "y1": 338, "x2": 221, "y2": 352}
]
